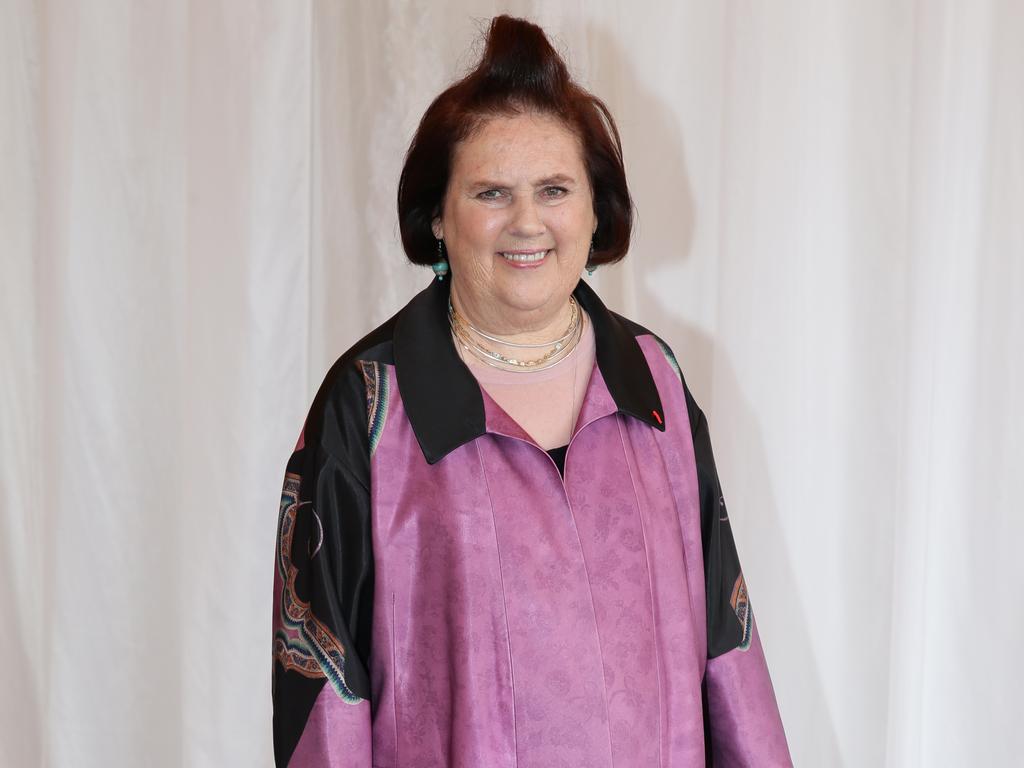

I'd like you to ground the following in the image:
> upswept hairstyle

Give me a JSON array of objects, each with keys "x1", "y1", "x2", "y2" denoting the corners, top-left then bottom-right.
[{"x1": 397, "y1": 15, "x2": 633, "y2": 269}]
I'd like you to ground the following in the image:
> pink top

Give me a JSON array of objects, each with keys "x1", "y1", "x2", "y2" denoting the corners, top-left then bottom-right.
[{"x1": 455, "y1": 313, "x2": 597, "y2": 450}]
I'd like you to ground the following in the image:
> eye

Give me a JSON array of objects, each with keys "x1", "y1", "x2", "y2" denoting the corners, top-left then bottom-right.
[
  {"x1": 477, "y1": 189, "x2": 506, "y2": 201},
  {"x1": 542, "y1": 186, "x2": 569, "y2": 199}
]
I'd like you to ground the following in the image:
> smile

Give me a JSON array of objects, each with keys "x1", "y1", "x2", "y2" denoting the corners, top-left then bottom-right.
[{"x1": 499, "y1": 250, "x2": 549, "y2": 263}]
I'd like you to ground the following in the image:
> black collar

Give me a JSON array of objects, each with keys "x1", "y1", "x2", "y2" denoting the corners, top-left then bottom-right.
[{"x1": 393, "y1": 277, "x2": 665, "y2": 464}]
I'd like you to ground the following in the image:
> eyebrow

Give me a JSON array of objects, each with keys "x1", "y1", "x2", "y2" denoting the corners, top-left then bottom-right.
[{"x1": 468, "y1": 173, "x2": 578, "y2": 189}]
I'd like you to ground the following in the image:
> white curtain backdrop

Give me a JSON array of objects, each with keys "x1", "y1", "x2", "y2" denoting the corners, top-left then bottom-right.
[{"x1": 3, "y1": 1, "x2": 1021, "y2": 765}]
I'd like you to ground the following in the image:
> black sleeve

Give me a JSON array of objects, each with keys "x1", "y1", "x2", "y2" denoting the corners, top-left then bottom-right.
[
  {"x1": 664, "y1": 344, "x2": 790, "y2": 764},
  {"x1": 648, "y1": 332, "x2": 751, "y2": 658},
  {"x1": 682, "y1": 388, "x2": 751, "y2": 659},
  {"x1": 272, "y1": 359, "x2": 374, "y2": 765}
]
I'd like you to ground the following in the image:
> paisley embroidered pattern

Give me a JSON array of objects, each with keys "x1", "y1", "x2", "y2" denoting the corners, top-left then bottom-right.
[
  {"x1": 274, "y1": 472, "x2": 360, "y2": 702},
  {"x1": 730, "y1": 573, "x2": 753, "y2": 651},
  {"x1": 359, "y1": 360, "x2": 390, "y2": 455}
]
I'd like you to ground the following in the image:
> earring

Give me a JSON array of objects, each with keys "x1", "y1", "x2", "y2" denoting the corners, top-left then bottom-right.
[
  {"x1": 432, "y1": 239, "x2": 449, "y2": 281},
  {"x1": 585, "y1": 239, "x2": 596, "y2": 276}
]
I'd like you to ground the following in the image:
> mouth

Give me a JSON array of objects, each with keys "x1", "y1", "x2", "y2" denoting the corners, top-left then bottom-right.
[{"x1": 498, "y1": 249, "x2": 550, "y2": 266}]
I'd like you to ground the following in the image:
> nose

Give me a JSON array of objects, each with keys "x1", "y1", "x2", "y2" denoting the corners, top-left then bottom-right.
[{"x1": 508, "y1": 196, "x2": 546, "y2": 238}]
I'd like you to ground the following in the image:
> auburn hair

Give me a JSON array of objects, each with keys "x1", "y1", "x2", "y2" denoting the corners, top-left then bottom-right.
[{"x1": 397, "y1": 15, "x2": 633, "y2": 268}]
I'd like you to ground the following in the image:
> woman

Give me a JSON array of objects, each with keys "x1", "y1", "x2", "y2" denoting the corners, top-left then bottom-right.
[{"x1": 273, "y1": 15, "x2": 791, "y2": 767}]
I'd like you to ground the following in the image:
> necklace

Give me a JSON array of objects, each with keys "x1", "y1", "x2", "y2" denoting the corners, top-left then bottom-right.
[
  {"x1": 458, "y1": 297, "x2": 580, "y2": 349},
  {"x1": 449, "y1": 298, "x2": 584, "y2": 372}
]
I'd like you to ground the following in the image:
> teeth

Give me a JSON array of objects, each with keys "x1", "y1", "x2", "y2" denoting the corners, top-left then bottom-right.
[{"x1": 500, "y1": 250, "x2": 548, "y2": 263}]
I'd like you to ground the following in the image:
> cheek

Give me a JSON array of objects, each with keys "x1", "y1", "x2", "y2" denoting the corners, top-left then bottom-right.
[
  {"x1": 449, "y1": 205, "x2": 505, "y2": 251},
  {"x1": 551, "y1": 206, "x2": 595, "y2": 248}
]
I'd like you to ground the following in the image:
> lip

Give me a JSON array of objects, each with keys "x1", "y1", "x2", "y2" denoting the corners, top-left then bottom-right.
[{"x1": 496, "y1": 249, "x2": 551, "y2": 269}]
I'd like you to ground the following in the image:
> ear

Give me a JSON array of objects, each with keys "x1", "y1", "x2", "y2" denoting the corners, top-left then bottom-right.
[{"x1": 431, "y1": 216, "x2": 443, "y2": 241}]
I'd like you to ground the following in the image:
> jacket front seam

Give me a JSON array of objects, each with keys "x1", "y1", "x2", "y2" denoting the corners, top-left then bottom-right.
[
  {"x1": 474, "y1": 440, "x2": 519, "y2": 767},
  {"x1": 615, "y1": 417, "x2": 666, "y2": 768},
  {"x1": 561, "y1": 446, "x2": 616, "y2": 765}
]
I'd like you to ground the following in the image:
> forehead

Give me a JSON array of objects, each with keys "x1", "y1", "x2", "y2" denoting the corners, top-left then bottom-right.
[{"x1": 450, "y1": 112, "x2": 585, "y2": 179}]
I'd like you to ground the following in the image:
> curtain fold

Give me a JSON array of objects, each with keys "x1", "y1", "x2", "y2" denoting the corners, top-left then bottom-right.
[{"x1": 3, "y1": 2, "x2": 1020, "y2": 765}]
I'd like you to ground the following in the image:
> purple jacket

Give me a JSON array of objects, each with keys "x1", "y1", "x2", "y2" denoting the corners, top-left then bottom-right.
[{"x1": 273, "y1": 278, "x2": 791, "y2": 766}]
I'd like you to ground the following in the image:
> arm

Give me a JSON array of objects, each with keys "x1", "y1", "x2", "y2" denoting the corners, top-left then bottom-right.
[
  {"x1": 688, "y1": 401, "x2": 791, "y2": 767},
  {"x1": 272, "y1": 362, "x2": 375, "y2": 766}
]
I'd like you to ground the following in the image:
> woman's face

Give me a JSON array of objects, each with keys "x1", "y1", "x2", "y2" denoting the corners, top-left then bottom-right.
[{"x1": 433, "y1": 111, "x2": 597, "y2": 333}]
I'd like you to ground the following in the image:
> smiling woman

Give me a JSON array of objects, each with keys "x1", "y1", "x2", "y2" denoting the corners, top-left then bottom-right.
[
  {"x1": 435, "y1": 112, "x2": 596, "y2": 366},
  {"x1": 433, "y1": 112, "x2": 599, "y2": 450},
  {"x1": 272, "y1": 14, "x2": 791, "y2": 767}
]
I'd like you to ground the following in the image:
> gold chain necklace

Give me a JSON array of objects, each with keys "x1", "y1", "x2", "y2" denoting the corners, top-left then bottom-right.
[{"x1": 449, "y1": 298, "x2": 584, "y2": 372}]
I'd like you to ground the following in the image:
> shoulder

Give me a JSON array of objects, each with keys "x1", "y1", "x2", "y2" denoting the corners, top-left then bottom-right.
[{"x1": 296, "y1": 310, "x2": 400, "y2": 470}]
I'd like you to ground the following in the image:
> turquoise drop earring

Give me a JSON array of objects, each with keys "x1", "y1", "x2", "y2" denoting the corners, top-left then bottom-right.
[
  {"x1": 585, "y1": 240, "x2": 596, "y2": 276},
  {"x1": 432, "y1": 239, "x2": 449, "y2": 281}
]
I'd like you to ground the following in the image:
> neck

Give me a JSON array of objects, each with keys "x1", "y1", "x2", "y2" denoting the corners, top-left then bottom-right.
[{"x1": 450, "y1": 285, "x2": 576, "y2": 350}]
